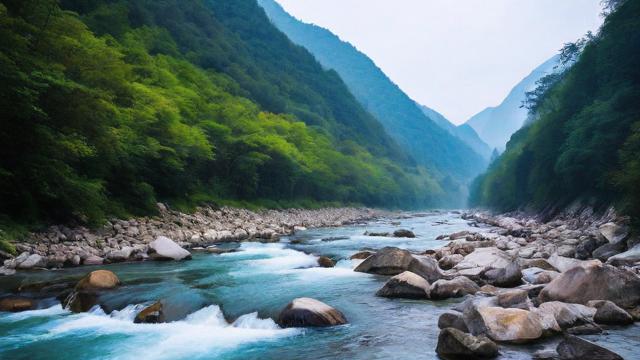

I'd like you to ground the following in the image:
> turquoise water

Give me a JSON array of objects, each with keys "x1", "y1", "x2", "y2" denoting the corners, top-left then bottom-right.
[{"x1": 1, "y1": 212, "x2": 638, "y2": 359}]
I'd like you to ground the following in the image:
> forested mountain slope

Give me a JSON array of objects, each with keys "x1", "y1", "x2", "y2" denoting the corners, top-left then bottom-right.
[
  {"x1": 470, "y1": 0, "x2": 640, "y2": 223},
  {"x1": 258, "y1": 0, "x2": 488, "y2": 188},
  {"x1": 465, "y1": 56, "x2": 561, "y2": 151},
  {"x1": 0, "y1": 0, "x2": 446, "y2": 230},
  {"x1": 419, "y1": 105, "x2": 491, "y2": 160}
]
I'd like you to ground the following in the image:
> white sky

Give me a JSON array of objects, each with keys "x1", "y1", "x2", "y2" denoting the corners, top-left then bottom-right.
[{"x1": 275, "y1": 0, "x2": 604, "y2": 124}]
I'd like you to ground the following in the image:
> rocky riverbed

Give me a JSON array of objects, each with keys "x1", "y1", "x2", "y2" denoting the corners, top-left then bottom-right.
[
  {"x1": 0, "y1": 205, "x2": 385, "y2": 274},
  {"x1": 353, "y1": 207, "x2": 639, "y2": 359},
  {"x1": 0, "y1": 207, "x2": 639, "y2": 359}
]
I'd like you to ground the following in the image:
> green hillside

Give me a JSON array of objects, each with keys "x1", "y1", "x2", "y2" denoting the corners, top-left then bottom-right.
[
  {"x1": 0, "y1": 0, "x2": 445, "y2": 230},
  {"x1": 470, "y1": 0, "x2": 640, "y2": 223}
]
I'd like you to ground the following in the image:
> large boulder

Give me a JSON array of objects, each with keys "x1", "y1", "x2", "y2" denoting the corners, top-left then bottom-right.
[
  {"x1": 354, "y1": 247, "x2": 414, "y2": 275},
  {"x1": 148, "y1": 236, "x2": 192, "y2": 261},
  {"x1": 599, "y1": 222, "x2": 629, "y2": 244},
  {"x1": 63, "y1": 270, "x2": 121, "y2": 313},
  {"x1": 376, "y1": 271, "x2": 430, "y2": 299},
  {"x1": 592, "y1": 241, "x2": 626, "y2": 262},
  {"x1": 454, "y1": 247, "x2": 512, "y2": 270},
  {"x1": 17, "y1": 254, "x2": 47, "y2": 269},
  {"x1": 430, "y1": 276, "x2": 480, "y2": 300},
  {"x1": 407, "y1": 256, "x2": 444, "y2": 283},
  {"x1": 438, "y1": 311, "x2": 469, "y2": 332},
  {"x1": 547, "y1": 254, "x2": 600, "y2": 273},
  {"x1": 536, "y1": 301, "x2": 595, "y2": 329},
  {"x1": 606, "y1": 244, "x2": 640, "y2": 266},
  {"x1": 317, "y1": 256, "x2": 335, "y2": 268},
  {"x1": 556, "y1": 334, "x2": 623, "y2": 360},
  {"x1": 482, "y1": 261, "x2": 522, "y2": 287},
  {"x1": 436, "y1": 327, "x2": 499, "y2": 359},
  {"x1": 438, "y1": 254, "x2": 464, "y2": 270},
  {"x1": 277, "y1": 298, "x2": 347, "y2": 327},
  {"x1": 76, "y1": 270, "x2": 120, "y2": 291},
  {"x1": 496, "y1": 289, "x2": 532, "y2": 310},
  {"x1": 464, "y1": 306, "x2": 546, "y2": 343},
  {"x1": 393, "y1": 229, "x2": 416, "y2": 238},
  {"x1": 587, "y1": 300, "x2": 634, "y2": 325},
  {"x1": 354, "y1": 247, "x2": 443, "y2": 282},
  {"x1": 539, "y1": 263, "x2": 640, "y2": 308},
  {"x1": 522, "y1": 267, "x2": 560, "y2": 285},
  {"x1": 0, "y1": 297, "x2": 34, "y2": 312},
  {"x1": 134, "y1": 302, "x2": 165, "y2": 324}
]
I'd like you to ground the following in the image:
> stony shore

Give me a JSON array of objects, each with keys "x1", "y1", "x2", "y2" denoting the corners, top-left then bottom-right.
[
  {"x1": 358, "y1": 207, "x2": 639, "y2": 359},
  {"x1": 0, "y1": 205, "x2": 386, "y2": 274}
]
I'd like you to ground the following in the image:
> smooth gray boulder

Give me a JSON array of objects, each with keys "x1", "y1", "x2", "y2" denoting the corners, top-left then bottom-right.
[
  {"x1": 556, "y1": 334, "x2": 623, "y2": 360},
  {"x1": 430, "y1": 276, "x2": 480, "y2": 300},
  {"x1": 17, "y1": 254, "x2": 46, "y2": 269},
  {"x1": 277, "y1": 297, "x2": 347, "y2": 327},
  {"x1": 598, "y1": 222, "x2": 629, "y2": 244},
  {"x1": 148, "y1": 236, "x2": 192, "y2": 261},
  {"x1": 354, "y1": 247, "x2": 414, "y2": 275},
  {"x1": 438, "y1": 311, "x2": 469, "y2": 332},
  {"x1": 436, "y1": 327, "x2": 498, "y2": 359},
  {"x1": 592, "y1": 241, "x2": 626, "y2": 261},
  {"x1": 587, "y1": 300, "x2": 634, "y2": 325},
  {"x1": 606, "y1": 244, "x2": 640, "y2": 266},
  {"x1": 376, "y1": 271, "x2": 430, "y2": 299},
  {"x1": 536, "y1": 301, "x2": 595, "y2": 329},
  {"x1": 539, "y1": 263, "x2": 640, "y2": 308}
]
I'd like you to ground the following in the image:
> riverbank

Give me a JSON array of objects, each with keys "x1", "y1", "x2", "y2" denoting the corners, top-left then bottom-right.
[
  {"x1": 0, "y1": 205, "x2": 387, "y2": 274},
  {"x1": 357, "y1": 206, "x2": 638, "y2": 359}
]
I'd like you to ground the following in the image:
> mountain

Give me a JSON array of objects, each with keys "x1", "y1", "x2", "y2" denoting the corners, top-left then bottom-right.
[
  {"x1": 258, "y1": 0, "x2": 488, "y2": 191},
  {"x1": 419, "y1": 105, "x2": 492, "y2": 160},
  {"x1": 465, "y1": 55, "x2": 561, "y2": 151},
  {"x1": 0, "y1": 0, "x2": 446, "y2": 228},
  {"x1": 470, "y1": 0, "x2": 640, "y2": 224}
]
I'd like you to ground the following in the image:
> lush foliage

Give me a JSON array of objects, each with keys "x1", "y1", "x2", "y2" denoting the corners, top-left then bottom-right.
[
  {"x1": 0, "y1": 0, "x2": 445, "y2": 229},
  {"x1": 258, "y1": 0, "x2": 489, "y2": 205},
  {"x1": 470, "y1": 0, "x2": 640, "y2": 222}
]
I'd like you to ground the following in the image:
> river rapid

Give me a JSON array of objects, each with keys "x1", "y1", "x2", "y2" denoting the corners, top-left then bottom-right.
[{"x1": 1, "y1": 212, "x2": 638, "y2": 359}]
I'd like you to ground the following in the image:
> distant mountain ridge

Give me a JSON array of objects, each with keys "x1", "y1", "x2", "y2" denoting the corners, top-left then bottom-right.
[
  {"x1": 419, "y1": 105, "x2": 492, "y2": 160},
  {"x1": 258, "y1": 0, "x2": 488, "y2": 195},
  {"x1": 465, "y1": 56, "x2": 562, "y2": 151}
]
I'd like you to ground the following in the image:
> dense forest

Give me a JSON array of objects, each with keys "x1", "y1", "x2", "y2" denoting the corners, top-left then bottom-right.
[
  {"x1": 258, "y1": 0, "x2": 489, "y2": 202},
  {"x1": 470, "y1": 0, "x2": 640, "y2": 223},
  {"x1": 0, "y1": 0, "x2": 448, "y2": 236}
]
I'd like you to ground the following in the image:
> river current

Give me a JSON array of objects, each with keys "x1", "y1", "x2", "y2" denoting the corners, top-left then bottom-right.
[{"x1": 1, "y1": 212, "x2": 638, "y2": 359}]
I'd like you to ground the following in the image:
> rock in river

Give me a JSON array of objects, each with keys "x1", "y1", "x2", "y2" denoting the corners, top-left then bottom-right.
[
  {"x1": 438, "y1": 312, "x2": 469, "y2": 332},
  {"x1": 317, "y1": 256, "x2": 335, "y2": 268},
  {"x1": 354, "y1": 247, "x2": 413, "y2": 275},
  {"x1": 148, "y1": 236, "x2": 192, "y2": 261},
  {"x1": 277, "y1": 297, "x2": 347, "y2": 328},
  {"x1": 393, "y1": 229, "x2": 415, "y2": 238},
  {"x1": 539, "y1": 263, "x2": 640, "y2": 308},
  {"x1": 376, "y1": 271, "x2": 430, "y2": 299},
  {"x1": 464, "y1": 306, "x2": 546, "y2": 343},
  {"x1": 536, "y1": 301, "x2": 595, "y2": 329},
  {"x1": 76, "y1": 270, "x2": 121, "y2": 291},
  {"x1": 556, "y1": 334, "x2": 623, "y2": 360},
  {"x1": 436, "y1": 327, "x2": 499, "y2": 359},
  {"x1": 135, "y1": 302, "x2": 165, "y2": 324},
  {"x1": 430, "y1": 276, "x2": 479, "y2": 300},
  {"x1": 354, "y1": 247, "x2": 443, "y2": 282},
  {"x1": 587, "y1": 300, "x2": 634, "y2": 325},
  {"x1": 0, "y1": 297, "x2": 34, "y2": 312}
]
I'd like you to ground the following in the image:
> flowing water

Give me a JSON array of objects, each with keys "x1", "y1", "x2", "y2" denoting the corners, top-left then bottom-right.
[{"x1": 1, "y1": 212, "x2": 638, "y2": 359}]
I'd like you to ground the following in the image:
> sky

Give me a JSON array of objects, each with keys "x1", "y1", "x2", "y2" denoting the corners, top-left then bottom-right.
[{"x1": 275, "y1": 0, "x2": 604, "y2": 124}]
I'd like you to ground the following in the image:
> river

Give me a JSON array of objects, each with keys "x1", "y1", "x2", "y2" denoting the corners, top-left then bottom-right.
[{"x1": 1, "y1": 212, "x2": 638, "y2": 359}]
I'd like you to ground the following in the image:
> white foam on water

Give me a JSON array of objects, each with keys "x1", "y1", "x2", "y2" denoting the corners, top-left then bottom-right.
[
  {"x1": 44, "y1": 304, "x2": 298, "y2": 360},
  {"x1": 0, "y1": 304, "x2": 69, "y2": 322},
  {"x1": 226, "y1": 243, "x2": 318, "y2": 272}
]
